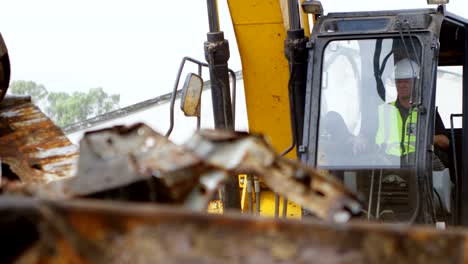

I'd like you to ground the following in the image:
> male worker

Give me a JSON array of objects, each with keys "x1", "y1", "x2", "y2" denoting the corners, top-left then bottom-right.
[{"x1": 375, "y1": 58, "x2": 449, "y2": 166}]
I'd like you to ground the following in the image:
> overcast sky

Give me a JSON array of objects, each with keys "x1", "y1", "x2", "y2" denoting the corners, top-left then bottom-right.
[{"x1": 1, "y1": 0, "x2": 467, "y2": 107}]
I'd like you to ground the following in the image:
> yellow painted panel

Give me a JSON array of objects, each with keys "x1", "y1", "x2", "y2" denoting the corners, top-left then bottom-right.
[
  {"x1": 228, "y1": 0, "x2": 295, "y2": 158},
  {"x1": 257, "y1": 191, "x2": 301, "y2": 219},
  {"x1": 228, "y1": 0, "x2": 285, "y2": 25},
  {"x1": 227, "y1": 0, "x2": 302, "y2": 218},
  {"x1": 212, "y1": 190, "x2": 301, "y2": 219},
  {"x1": 240, "y1": 189, "x2": 302, "y2": 218}
]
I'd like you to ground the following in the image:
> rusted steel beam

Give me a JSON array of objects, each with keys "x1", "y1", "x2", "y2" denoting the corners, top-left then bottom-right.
[
  {"x1": 2, "y1": 197, "x2": 468, "y2": 264},
  {"x1": 0, "y1": 96, "x2": 78, "y2": 184}
]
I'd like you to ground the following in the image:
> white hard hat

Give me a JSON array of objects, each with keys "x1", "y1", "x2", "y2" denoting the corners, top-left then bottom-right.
[{"x1": 394, "y1": 58, "x2": 419, "y2": 80}]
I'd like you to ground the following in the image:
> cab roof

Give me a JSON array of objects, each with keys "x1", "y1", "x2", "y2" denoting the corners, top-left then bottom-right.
[{"x1": 319, "y1": 8, "x2": 467, "y2": 66}]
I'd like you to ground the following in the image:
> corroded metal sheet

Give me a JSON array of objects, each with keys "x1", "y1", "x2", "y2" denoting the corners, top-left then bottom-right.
[
  {"x1": 0, "y1": 96, "x2": 78, "y2": 183},
  {"x1": 3, "y1": 197, "x2": 468, "y2": 264}
]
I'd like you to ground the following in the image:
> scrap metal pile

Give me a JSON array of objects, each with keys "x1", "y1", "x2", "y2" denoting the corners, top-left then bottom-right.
[
  {"x1": 2, "y1": 96, "x2": 468, "y2": 263},
  {"x1": 0, "y1": 95, "x2": 360, "y2": 220},
  {"x1": 0, "y1": 94, "x2": 361, "y2": 262}
]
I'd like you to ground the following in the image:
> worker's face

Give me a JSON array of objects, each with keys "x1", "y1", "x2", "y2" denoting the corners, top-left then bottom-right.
[{"x1": 396, "y1": 78, "x2": 413, "y2": 101}]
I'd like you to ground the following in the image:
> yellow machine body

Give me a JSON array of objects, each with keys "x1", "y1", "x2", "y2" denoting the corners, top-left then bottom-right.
[{"x1": 217, "y1": 0, "x2": 312, "y2": 218}]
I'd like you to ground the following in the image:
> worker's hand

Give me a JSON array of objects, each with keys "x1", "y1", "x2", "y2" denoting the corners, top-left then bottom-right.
[{"x1": 434, "y1": 134, "x2": 449, "y2": 150}]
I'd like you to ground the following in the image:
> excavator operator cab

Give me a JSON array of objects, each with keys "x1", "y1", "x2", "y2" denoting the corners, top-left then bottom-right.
[{"x1": 301, "y1": 7, "x2": 468, "y2": 225}]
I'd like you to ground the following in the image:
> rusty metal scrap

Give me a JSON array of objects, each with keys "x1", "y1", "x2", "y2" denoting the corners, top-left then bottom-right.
[
  {"x1": 0, "y1": 96, "x2": 78, "y2": 184},
  {"x1": 184, "y1": 129, "x2": 361, "y2": 220},
  {"x1": 1, "y1": 122, "x2": 464, "y2": 263},
  {"x1": 36, "y1": 123, "x2": 360, "y2": 221},
  {"x1": 42, "y1": 123, "x2": 206, "y2": 203},
  {"x1": 1, "y1": 197, "x2": 468, "y2": 264}
]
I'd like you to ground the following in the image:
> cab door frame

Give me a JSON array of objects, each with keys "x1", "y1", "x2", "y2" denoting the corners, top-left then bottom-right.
[{"x1": 301, "y1": 9, "x2": 446, "y2": 223}]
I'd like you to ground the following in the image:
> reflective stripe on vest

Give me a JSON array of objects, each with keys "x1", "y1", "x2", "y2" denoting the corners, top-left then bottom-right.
[{"x1": 375, "y1": 102, "x2": 417, "y2": 156}]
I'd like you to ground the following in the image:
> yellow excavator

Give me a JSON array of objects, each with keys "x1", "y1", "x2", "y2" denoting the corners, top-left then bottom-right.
[
  {"x1": 226, "y1": 0, "x2": 311, "y2": 218},
  {"x1": 175, "y1": 0, "x2": 468, "y2": 225}
]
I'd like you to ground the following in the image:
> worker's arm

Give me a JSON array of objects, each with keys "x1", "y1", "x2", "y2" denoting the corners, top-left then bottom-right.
[
  {"x1": 434, "y1": 110, "x2": 449, "y2": 150},
  {"x1": 434, "y1": 134, "x2": 449, "y2": 150}
]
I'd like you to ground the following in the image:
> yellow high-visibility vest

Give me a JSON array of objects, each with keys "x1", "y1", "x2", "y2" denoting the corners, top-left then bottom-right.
[{"x1": 375, "y1": 102, "x2": 418, "y2": 156}]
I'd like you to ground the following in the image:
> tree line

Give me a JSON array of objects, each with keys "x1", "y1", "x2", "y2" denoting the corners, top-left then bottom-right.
[{"x1": 8, "y1": 80, "x2": 120, "y2": 127}]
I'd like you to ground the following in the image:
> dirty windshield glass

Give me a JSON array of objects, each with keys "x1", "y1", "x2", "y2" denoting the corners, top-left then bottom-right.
[
  {"x1": 316, "y1": 37, "x2": 422, "y2": 221},
  {"x1": 317, "y1": 37, "x2": 422, "y2": 169}
]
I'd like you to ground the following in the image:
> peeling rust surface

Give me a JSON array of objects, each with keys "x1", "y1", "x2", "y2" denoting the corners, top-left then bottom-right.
[
  {"x1": 0, "y1": 96, "x2": 78, "y2": 183},
  {"x1": 2, "y1": 197, "x2": 468, "y2": 264}
]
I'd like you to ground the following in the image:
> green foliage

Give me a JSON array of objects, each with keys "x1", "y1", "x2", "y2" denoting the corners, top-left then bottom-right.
[
  {"x1": 9, "y1": 80, "x2": 120, "y2": 127},
  {"x1": 9, "y1": 80, "x2": 48, "y2": 103}
]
